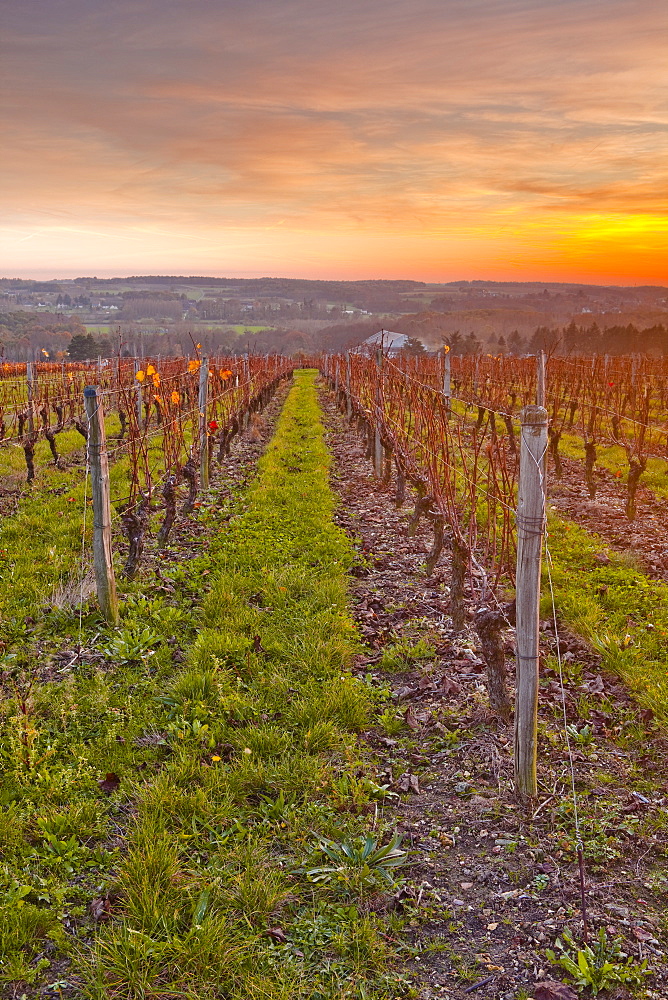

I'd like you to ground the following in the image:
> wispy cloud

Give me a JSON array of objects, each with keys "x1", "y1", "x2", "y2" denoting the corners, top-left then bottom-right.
[{"x1": 1, "y1": 0, "x2": 667, "y2": 278}]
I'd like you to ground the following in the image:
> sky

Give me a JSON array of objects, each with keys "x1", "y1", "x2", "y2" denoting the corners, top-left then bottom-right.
[{"x1": 1, "y1": 0, "x2": 667, "y2": 283}]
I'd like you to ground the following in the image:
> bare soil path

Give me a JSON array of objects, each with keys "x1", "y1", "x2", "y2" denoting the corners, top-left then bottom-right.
[
  {"x1": 321, "y1": 384, "x2": 668, "y2": 1000},
  {"x1": 548, "y1": 456, "x2": 668, "y2": 582}
]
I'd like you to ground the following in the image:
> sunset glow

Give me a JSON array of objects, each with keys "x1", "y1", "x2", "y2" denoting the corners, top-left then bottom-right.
[{"x1": 2, "y1": 0, "x2": 667, "y2": 282}]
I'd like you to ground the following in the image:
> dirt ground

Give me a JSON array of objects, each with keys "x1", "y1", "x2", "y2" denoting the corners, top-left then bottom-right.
[
  {"x1": 321, "y1": 384, "x2": 668, "y2": 1000},
  {"x1": 547, "y1": 455, "x2": 668, "y2": 582}
]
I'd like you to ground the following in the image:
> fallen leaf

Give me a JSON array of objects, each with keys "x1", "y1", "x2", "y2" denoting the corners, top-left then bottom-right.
[
  {"x1": 266, "y1": 926, "x2": 287, "y2": 943},
  {"x1": 405, "y1": 705, "x2": 430, "y2": 729},
  {"x1": 98, "y1": 772, "x2": 121, "y2": 794},
  {"x1": 584, "y1": 674, "x2": 605, "y2": 694},
  {"x1": 395, "y1": 772, "x2": 420, "y2": 794},
  {"x1": 404, "y1": 705, "x2": 421, "y2": 730},
  {"x1": 90, "y1": 896, "x2": 113, "y2": 921},
  {"x1": 439, "y1": 676, "x2": 462, "y2": 696},
  {"x1": 534, "y1": 981, "x2": 578, "y2": 1000}
]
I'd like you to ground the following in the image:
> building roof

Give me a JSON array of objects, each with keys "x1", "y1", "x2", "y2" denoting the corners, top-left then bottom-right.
[{"x1": 359, "y1": 329, "x2": 409, "y2": 353}]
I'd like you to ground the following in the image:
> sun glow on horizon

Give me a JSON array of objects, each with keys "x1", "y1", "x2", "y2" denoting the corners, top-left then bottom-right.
[{"x1": 2, "y1": 0, "x2": 667, "y2": 284}]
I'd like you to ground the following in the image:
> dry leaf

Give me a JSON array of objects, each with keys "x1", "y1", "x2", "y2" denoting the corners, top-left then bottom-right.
[
  {"x1": 90, "y1": 896, "x2": 113, "y2": 921},
  {"x1": 534, "y1": 982, "x2": 578, "y2": 1000},
  {"x1": 98, "y1": 772, "x2": 121, "y2": 794},
  {"x1": 395, "y1": 772, "x2": 420, "y2": 794},
  {"x1": 439, "y1": 676, "x2": 462, "y2": 696},
  {"x1": 266, "y1": 926, "x2": 287, "y2": 943}
]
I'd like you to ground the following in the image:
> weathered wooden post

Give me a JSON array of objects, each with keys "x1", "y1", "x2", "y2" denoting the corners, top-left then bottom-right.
[
  {"x1": 374, "y1": 348, "x2": 383, "y2": 477},
  {"x1": 199, "y1": 356, "x2": 209, "y2": 489},
  {"x1": 442, "y1": 345, "x2": 451, "y2": 415},
  {"x1": 536, "y1": 350, "x2": 546, "y2": 407},
  {"x1": 514, "y1": 404, "x2": 548, "y2": 799},
  {"x1": 134, "y1": 359, "x2": 143, "y2": 427},
  {"x1": 345, "y1": 353, "x2": 352, "y2": 419},
  {"x1": 26, "y1": 362, "x2": 36, "y2": 435},
  {"x1": 84, "y1": 386, "x2": 119, "y2": 625}
]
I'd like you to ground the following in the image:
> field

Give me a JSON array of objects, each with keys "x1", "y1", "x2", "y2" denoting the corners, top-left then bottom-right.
[{"x1": 0, "y1": 356, "x2": 666, "y2": 999}]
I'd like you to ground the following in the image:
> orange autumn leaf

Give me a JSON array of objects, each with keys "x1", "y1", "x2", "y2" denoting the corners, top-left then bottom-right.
[
  {"x1": 152, "y1": 373, "x2": 161, "y2": 387},
  {"x1": 188, "y1": 359, "x2": 200, "y2": 373},
  {"x1": 220, "y1": 369, "x2": 233, "y2": 380},
  {"x1": 171, "y1": 390, "x2": 180, "y2": 404},
  {"x1": 146, "y1": 364, "x2": 156, "y2": 376},
  {"x1": 135, "y1": 370, "x2": 145, "y2": 382}
]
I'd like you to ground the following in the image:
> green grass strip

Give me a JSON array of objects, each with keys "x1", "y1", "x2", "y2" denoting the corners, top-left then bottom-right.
[
  {"x1": 558, "y1": 431, "x2": 668, "y2": 502},
  {"x1": 545, "y1": 510, "x2": 668, "y2": 722},
  {"x1": 0, "y1": 418, "x2": 158, "y2": 625},
  {"x1": 80, "y1": 370, "x2": 404, "y2": 999}
]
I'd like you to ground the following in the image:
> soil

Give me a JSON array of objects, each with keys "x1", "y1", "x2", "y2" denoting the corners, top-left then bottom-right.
[
  {"x1": 321, "y1": 383, "x2": 668, "y2": 1000},
  {"x1": 547, "y1": 455, "x2": 668, "y2": 583}
]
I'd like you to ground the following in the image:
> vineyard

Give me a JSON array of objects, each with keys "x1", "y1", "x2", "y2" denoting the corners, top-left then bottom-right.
[{"x1": 0, "y1": 354, "x2": 666, "y2": 1000}]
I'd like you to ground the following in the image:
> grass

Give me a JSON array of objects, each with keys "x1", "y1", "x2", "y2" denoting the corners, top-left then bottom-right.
[
  {"x1": 0, "y1": 413, "x2": 171, "y2": 624},
  {"x1": 558, "y1": 431, "x2": 668, "y2": 501},
  {"x1": 391, "y1": 393, "x2": 668, "y2": 720},
  {"x1": 0, "y1": 371, "x2": 407, "y2": 998},
  {"x1": 545, "y1": 508, "x2": 668, "y2": 721},
  {"x1": 0, "y1": 415, "x2": 122, "y2": 480}
]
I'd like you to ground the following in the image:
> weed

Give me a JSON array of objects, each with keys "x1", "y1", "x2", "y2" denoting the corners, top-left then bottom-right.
[
  {"x1": 566, "y1": 723, "x2": 594, "y2": 746},
  {"x1": 546, "y1": 927, "x2": 650, "y2": 995},
  {"x1": 379, "y1": 639, "x2": 435, "y2": 671},
  {"x1": 304, "y1": 833, "x2": 408, "y2": 895},
  {"x1": 104, "y1": 625, "x2": 159, "y2": 664},
  {"x1": 377, "y1": 708, "x2": 406, "y2": 736}
]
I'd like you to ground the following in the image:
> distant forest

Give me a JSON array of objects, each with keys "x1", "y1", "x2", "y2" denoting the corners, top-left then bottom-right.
[{"x1": 2, "y1": 309, "x2": 668, "y2": 361}]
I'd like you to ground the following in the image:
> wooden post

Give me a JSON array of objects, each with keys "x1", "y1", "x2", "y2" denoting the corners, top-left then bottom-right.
[
  {"x1": 199, "y1": 357, "x2": 209, "y2": 489},
  {"x1": 374, "y1": 349, "x2": 383, "y2": 477},
  {"x1": 536, "y1": 350, "x2": 546, "y2": 407},
  {"x1": 442, "y1": 346, "x2": 451, "y2": 414},
  {"x1": 26, "y1": 362, "x2": 35, "y2": 435},
  {"x1": 345, "y1": 353, "x2": 352, "y2": 418},
  {"x1": 134, "y1": 359, "x2": 142, "y2": 427},
  {"x1": 84, "y1": 386, "x2": 118, "y2": 625},
  {"x1": 514, "y1": 405, "x2": 548, "y2": 799}
]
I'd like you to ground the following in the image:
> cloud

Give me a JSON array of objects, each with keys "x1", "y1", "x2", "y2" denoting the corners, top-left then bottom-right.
[{"x1": 1, "y1": 0, "x2": 667, "y2": 279}]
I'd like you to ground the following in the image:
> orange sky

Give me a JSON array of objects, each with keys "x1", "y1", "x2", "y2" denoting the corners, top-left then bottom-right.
[{"x1": 1, "y1": 0, "x2": 667, "y2": 283}]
